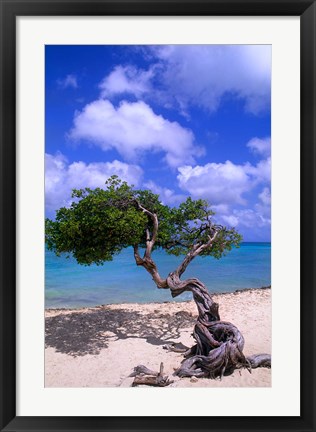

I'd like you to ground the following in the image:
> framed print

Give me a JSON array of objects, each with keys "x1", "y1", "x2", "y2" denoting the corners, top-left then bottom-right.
[{"x1": 0, "y1": 1, "x2": 315, "y2": 431}]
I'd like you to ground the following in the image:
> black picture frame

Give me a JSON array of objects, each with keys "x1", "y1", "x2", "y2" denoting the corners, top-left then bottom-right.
[{"x1": 0, "y1": 1, "x2": 315, "y2": 431}]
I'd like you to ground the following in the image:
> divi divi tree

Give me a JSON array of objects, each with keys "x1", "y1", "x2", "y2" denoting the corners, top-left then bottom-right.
[{"x1": 46, "y1": 176, "x2": 271, "y2": 379}]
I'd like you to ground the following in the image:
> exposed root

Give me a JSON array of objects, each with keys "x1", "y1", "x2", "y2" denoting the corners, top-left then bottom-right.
[
  {"x1": 130, "y1": 274, "x2": 271, "y2": 382},
  {"x1": 167, "y1": 273, "x2": 271, "y2": 379},
  {"x1": 163, "y1": 342, "x2": 190, "y2": 353},
  {"x1": 130, "y1": 214, "x2": 271, "y2": 382},
  {"x1": 130, "y1": 362, "x2": 174, "y2": 387},
  {"x1": 246, "y1": 353, "x2": 271, "y2": 368},
  {"x1": 129, "y1": 364, "x2": 160, "y2": 377}
]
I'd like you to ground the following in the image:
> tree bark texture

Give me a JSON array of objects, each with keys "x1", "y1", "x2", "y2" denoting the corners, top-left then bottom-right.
[
  {"x1": 132, "y1": 207, "x2": 271, "y2": 380},
  {"x1": 168, "y1": 272, "x2": 271, "y2": 378},
  {"x1": 130, "y1": 363, "x2": 174, "y2": 387}
]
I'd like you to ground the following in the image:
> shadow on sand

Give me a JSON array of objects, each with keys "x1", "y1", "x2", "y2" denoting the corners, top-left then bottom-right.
[{"x1": 45, "y1": 308, "x2": 195, "y2": 356}]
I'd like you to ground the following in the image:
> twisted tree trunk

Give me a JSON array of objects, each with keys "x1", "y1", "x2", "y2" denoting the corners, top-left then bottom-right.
[
  {"x1": 132, "y1": 205, "x2": 271, "y2": 381},
  {"x1": 167, "y1": 272, "x2": 252, "y2": 378}
]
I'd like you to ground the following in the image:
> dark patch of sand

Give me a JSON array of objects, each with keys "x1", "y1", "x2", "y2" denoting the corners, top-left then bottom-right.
[{"x1": 45, "y1": 308, "x2": 195, "y2": 356}]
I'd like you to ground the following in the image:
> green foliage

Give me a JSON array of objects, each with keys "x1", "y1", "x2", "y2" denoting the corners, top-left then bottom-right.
[{"x1": 45, "y1": 176, "x2": 242, "y2": 266}]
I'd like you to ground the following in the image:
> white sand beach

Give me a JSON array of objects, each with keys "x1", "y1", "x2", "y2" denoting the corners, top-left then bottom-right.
[{"x1": 45, "y1": 287, "x2": 271, "y2": 388}]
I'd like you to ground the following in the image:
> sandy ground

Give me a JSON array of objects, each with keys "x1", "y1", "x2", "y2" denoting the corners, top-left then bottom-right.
[{"x1": 45, "y1": 287, "x2": 271, "y2": 388}]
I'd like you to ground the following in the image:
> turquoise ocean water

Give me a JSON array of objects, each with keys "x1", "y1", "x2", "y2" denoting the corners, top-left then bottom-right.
[{"x1": 45, "y1": 243, "x2": 271, "y2": 308}]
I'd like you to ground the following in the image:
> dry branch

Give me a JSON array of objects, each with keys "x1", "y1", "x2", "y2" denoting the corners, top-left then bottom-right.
[{"x1": 130, "y1": 362, "x2": 174, "y2": 387}]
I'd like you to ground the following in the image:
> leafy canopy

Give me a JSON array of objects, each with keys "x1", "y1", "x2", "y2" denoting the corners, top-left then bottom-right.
[{"x1": 45, "y1": 176, "x2": 242, "y2": 265}]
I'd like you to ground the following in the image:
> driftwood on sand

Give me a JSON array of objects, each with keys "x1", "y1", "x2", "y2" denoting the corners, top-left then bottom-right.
[{"x1": 130, "y1": 363, "x2": 173, "y2": 387}]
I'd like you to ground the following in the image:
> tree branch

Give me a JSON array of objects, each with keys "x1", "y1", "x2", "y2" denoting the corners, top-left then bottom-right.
[
  {"x1": 134, "y1": 200, "x2": 159, "y2": 258},
  {"x1": 133, "y1": 245, "x2": 168, "y2": 289},
  {"x1": 175, "y1": 228, "x2": 220, "y2": 277},
  {"x1": 133, "y1": 244, "x2": 144, "y2": 266}
]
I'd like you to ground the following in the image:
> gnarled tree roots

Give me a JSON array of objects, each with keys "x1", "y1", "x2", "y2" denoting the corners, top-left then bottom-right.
[
  {"x1": 132, "y1": 258, "x2": 271, "y2": 384},
  {"x1": 175, "y1": 321, "x2": 271, "y2": 379},
  {"x1": 168, "y1": 274, "x2": 270, "y2": 380},
  {"x1": 167, "y1": 271, "x2": 271, "y2": 378}
]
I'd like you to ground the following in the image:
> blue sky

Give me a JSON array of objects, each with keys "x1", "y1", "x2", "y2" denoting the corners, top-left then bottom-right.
[{"x1": 45, "y1": 45, "x2": 271, "y2": 241}]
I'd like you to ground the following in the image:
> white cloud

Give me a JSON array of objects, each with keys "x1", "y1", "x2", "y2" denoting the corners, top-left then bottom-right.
[
  {"x1": 144, "y1": 180, "x2": 186, "y2": 205},
  {"x1": 213, "y1": 186, "x2": 271, "y2": 240},
  {"x1": 68, "y1": 99, "x2": 199, "y2": 168},
  {"x1": 98, "y1": 45, "x2": 271, "y2": 116},
  {"x1": 254, "y1": 187, "x2": 271, "y2": 221},
  {"x1": 245, "y1": 157, "x2": 271, "y2": 183},
  {"x1": 218, "y1": 207, "x2": 270, "y2": 242},
  {"x1": 247, "y1": 137, "x2": 271, "y2": 157},
  {"x1": 177, "y1": 161, "x2": 254, "y2": 206},
  {"x1": 99, "y1": 65, "x2": 154, "y2": 98},
  {"x1": 212, "y1": 203, "x2": 230, "y2": 215},
  {"x1": 57, "y1": 74, "x2": 78, "y2": 89},
  {"x1": 148, "y1": 45, "x2": 271, "y2": 115},
  {"x1": 230, "y1": 209, "x2": 270, "y2": 228},
  {"x1": 258, "y1": 187, "x2": 271, "y2": 206},
  {"x1": 221, "y1": 214, "x2": 239, "y2": 227},
  {"x1": 45, "y1": 152, "x2": 143, "y2": 212},
  {"x1": 177, "y1": 153, "x2": 271, "y2": 218}
]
